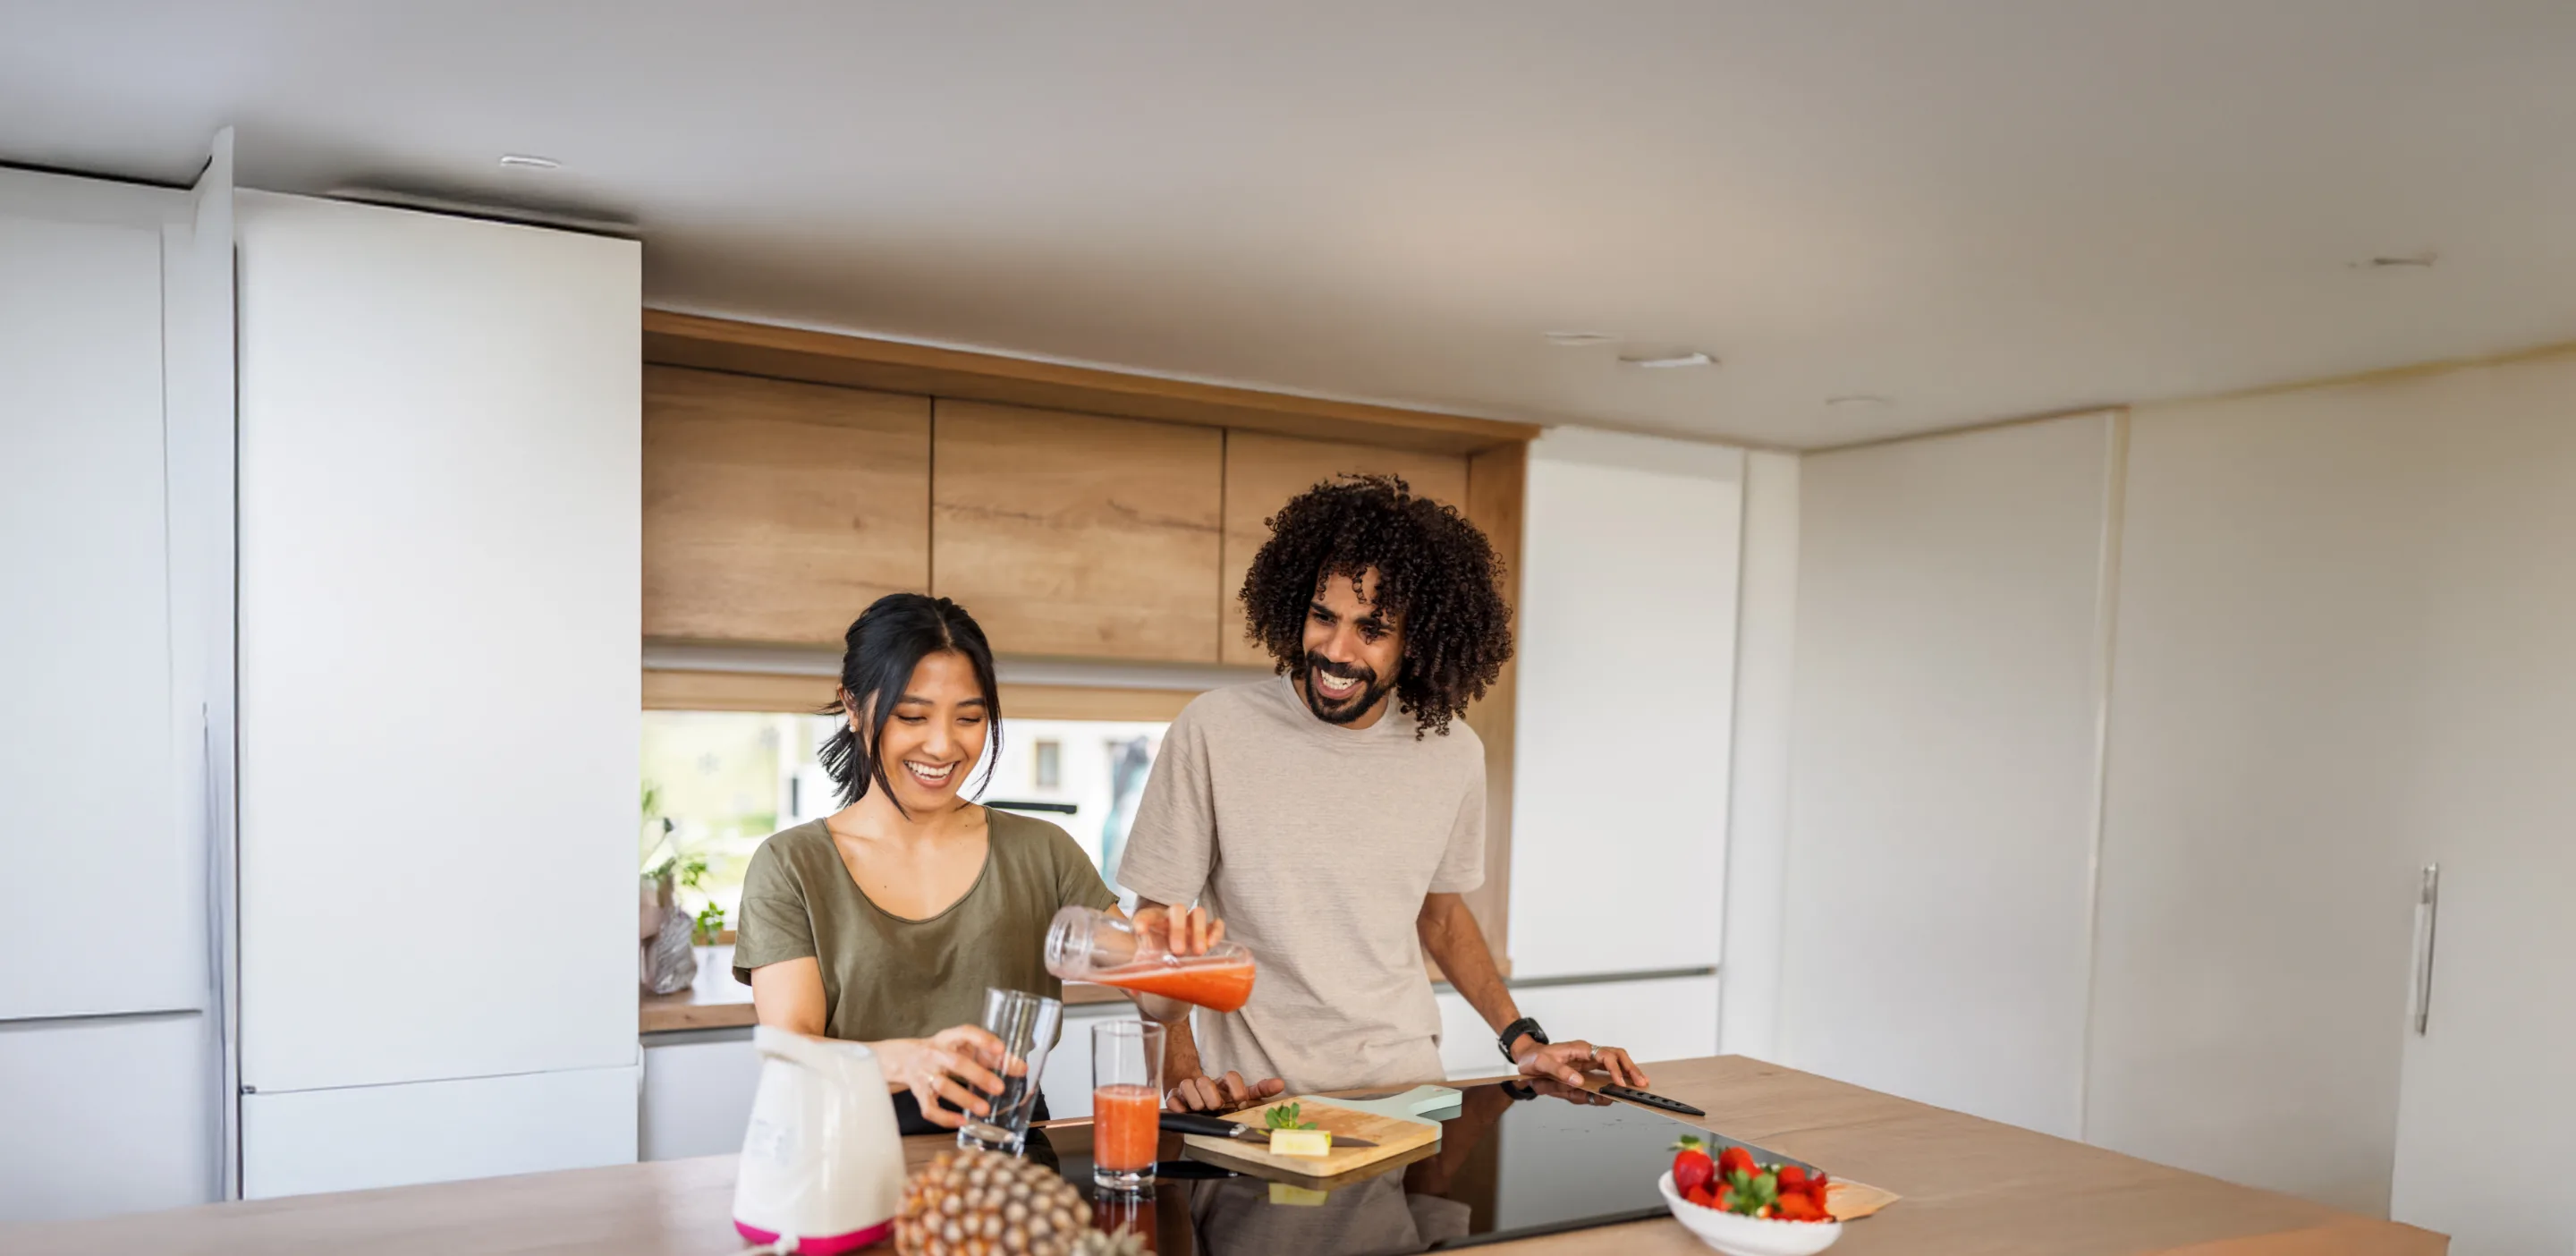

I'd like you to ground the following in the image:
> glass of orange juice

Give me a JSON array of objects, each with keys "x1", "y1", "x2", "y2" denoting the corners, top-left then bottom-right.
[{"x1": 1090, "y1": 1020, "x2": 1164, "y2": 1192}]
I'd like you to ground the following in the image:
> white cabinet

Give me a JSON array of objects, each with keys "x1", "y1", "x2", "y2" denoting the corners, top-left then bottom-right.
[
  {"x1": 243, "y1": 1065, "x2": 639, "y2": 1198},
  {"x1": 0, "y1": 182, "x2": 194, "y2": 1023},
  {"x1": 1511, "y1": 430, "x2": 1743, "y2": 979},
  {"x1": 2089, "y1": 358, "x2": 2576, "y2": 1247},
  {"x1": 640, "y1": 1032, "x2": 765, "y2": 1161},
  {"x1": 1780, "y1": 413, "x2": 2119, "y2": 1141},
  {"x1": 2085, "y1": 387, "x2": 2429, "y2": 1213},
  {"x1": 2380, "y1": 361, "x2": 2576, "y2": 1255},
  {"x1": 0, "y1": 160, "x2": 232, "y2": 1223},
  {"x1": 1436, "y1": 976, "x2": 1721, "y2": 1080},
  {"x1": 0, "y1": 1016, "x2": 212, "y2": 1224},
  {"x1": 235, "y1": 192, "x2": 640, "y2": 1194}
]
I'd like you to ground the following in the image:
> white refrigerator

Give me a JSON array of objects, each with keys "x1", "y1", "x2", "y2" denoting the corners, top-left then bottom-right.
[
  {"x1": 2, "y1": 157, "x2": 643, "y2": 1219},
  {"x1": 0, "y1": 150, "x2": 236, "y2": 1226}
]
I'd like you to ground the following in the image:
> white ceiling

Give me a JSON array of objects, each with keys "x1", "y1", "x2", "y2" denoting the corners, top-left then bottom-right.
[{"x1": 6, "y1": 0, "x2": 2575, "y2": 448}]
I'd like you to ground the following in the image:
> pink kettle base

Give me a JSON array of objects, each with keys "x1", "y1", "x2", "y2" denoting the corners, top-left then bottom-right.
[{"x1": 733, "y1": 1217, "x2": 895, "y2": 1252}]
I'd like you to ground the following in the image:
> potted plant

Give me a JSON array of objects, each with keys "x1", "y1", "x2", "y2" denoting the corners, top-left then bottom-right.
[{"x1": 639, "y1": 784, "x2": 705, "y2": 994}]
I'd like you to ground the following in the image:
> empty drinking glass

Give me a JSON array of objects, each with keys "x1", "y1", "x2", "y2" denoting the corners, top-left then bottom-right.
[{"x1": 958, "y1": 987, "x2": 1063, "y2": 1154}]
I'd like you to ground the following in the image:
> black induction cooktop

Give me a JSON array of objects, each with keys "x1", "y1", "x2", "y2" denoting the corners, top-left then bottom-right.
[{"x1": 1030, "y1": 1080, "x2": 1817, "y2": 1253}]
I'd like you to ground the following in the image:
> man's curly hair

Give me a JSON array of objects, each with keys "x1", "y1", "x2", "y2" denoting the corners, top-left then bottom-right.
[{"x1": 1239, "y1": 473, "x2": 1513, "y2": 738}]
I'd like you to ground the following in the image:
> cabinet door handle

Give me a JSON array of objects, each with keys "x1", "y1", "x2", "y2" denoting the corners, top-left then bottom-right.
[{"x1": 2410, "y1": 864, "x2": 2440, "y2": 1036}]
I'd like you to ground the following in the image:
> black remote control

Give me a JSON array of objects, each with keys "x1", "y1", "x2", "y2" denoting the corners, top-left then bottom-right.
[{"x1": 1599, "y1": 1083, "x2": 1705, "y2": 1116}]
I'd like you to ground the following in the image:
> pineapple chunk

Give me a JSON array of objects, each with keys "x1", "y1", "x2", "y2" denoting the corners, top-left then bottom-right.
[{"x1": 1267, "y1": 1128, "x2": 1334, "y2": 1158}]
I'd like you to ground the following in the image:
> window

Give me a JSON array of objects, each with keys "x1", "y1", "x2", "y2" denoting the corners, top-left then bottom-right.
[
  {"x1": 640, "y1": 709, "x2": 1168, "y2": 922},
  {"x1": 640, "y1": 711, "x2": 838, "y2": 928},
  {"x1": 981, "y1": 718, "x2": 1167, "y2": 902}
]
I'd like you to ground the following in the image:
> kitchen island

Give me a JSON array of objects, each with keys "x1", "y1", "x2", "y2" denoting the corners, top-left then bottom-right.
[{"x1": 0, "y1": 1056, "x2": 2442, "y2": 1254}]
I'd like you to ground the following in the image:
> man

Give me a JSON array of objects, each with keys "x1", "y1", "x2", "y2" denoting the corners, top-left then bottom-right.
[{"x1": 1116, "y1": 474, "x2": 1649, "y2": 1109}]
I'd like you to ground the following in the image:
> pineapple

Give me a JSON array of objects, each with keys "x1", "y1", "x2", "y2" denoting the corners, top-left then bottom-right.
[{"x1": 896, "y1": 1148, "x2": 1148, "y2": 1256}]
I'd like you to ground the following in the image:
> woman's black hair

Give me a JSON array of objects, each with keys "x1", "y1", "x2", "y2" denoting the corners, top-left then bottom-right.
[{"x1": 818, "y1": 593, "x2": 1003, "y2": 813}]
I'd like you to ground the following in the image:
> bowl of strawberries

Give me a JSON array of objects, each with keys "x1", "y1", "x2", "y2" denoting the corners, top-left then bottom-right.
[{"x1": 1659, "y1": 1135, "x2": 1840, "y2": 1256}]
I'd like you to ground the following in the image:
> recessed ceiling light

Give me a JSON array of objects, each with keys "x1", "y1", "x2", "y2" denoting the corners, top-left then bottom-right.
[
  {"x1": 1826, "y1": 395, "x2": 1892, "y2": 409},
  {"x1": 498, "y1": 154, "x2": 562, "y2": 170},
  {"x1": 1543, "y1": 330, "x2": 1615, "y2": 346},
  {"x1": 1618, "y1": 351, "x2": 1715, "y2": 369}
]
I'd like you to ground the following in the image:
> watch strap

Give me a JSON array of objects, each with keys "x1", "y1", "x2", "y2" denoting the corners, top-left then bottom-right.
[{"x1": 1498, "y1": 1016, "x2": 1549, "y2": 1063}]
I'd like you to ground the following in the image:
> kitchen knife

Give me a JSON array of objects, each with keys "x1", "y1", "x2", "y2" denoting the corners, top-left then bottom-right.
[{"x1": 1158, "y1": 1110, "x2": 1377, "y2": 1148}]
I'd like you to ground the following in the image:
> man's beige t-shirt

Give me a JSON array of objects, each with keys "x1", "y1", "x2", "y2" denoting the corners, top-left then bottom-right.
[{"x1": 1117, "y1": 676, "x2": 1485, "y2": 1092}]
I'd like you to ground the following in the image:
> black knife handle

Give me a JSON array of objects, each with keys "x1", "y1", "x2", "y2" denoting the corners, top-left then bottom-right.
[{"x1": 1158, "y1": 1110, "x2": 1256, "y2": 1139}]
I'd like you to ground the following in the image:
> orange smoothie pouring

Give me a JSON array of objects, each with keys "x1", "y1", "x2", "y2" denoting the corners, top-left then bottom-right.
[{"x1": 1085, "y1": 957, "x2": 1257, "y2": 1013}]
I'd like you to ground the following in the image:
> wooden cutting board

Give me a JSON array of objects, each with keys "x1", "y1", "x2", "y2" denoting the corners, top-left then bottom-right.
[{"x1": 1176, "y1": 1096, "x2": 1444, "y2": 1184}]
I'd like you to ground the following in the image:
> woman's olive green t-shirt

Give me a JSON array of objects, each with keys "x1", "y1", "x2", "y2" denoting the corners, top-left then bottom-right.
[{"x1": 731, "y1": 809, "x2": 1120, "y2": 1042}]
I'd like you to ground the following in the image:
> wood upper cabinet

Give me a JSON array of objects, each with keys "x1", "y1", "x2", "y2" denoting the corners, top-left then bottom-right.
[
  {"x1": 931, "y1": 399, "x2": 1224, "y2": 661},
  {"x1": 1218, "y1": 431, "x2": 1470, "y2": 666},
  {"x1": 642, "y1": 366, "x2": 930, "y2": 645}
]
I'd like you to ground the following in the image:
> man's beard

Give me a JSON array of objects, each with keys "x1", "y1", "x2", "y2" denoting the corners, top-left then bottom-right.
[{"x1": 1298, "y1": 652, "x2": 1393, "y2": 725}]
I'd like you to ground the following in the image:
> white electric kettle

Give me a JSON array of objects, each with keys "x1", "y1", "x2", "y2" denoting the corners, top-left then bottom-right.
[{"x1": 733, "y1": 1025, "x2": 908, "y2": 1253}]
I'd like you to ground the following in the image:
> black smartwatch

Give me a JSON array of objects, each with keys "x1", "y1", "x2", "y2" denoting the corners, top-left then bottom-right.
[{"x1": 1498, "y1": 1016, "x2": 1549, "y2": 1065}]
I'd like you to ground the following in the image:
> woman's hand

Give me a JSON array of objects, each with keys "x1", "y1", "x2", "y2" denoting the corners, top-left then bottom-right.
[
  {"x1": 873, "y1": 1024, "x2": 1009, "y2": 1128},
  {"x1": 1131, "y1": 903, "x2": 1224, "y2": 955}
]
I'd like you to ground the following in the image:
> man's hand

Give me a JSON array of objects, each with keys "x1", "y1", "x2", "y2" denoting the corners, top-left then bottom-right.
[
  {"x1": 1165, "y1": 1068, "x2": 1287, "y2": 1113},
  {"x1": 1513, "y1": 1038, "x2": 1650, "y2": 1090},
  {"x1": 1131, "y1": 903, "x2": 1224, "y2": 956}
]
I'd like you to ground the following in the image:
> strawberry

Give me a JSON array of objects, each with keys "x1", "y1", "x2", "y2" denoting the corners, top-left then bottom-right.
[
  {"x1": 1775, "y1": 1164, "x2": 1809, "y2": 1193},
  {"x1": 1685, "y1": 1184, "x2": 1718, "y2": 1209},
  {"x1": 1774, "y1": 1192, "x2": 1826, "y2": 1223},
  {"x1": 1714, "y1": 1184, "x2": 1736, "y2": 1211},
  {"x1": 1670, "y1": 1135, "x2": 1716, "y2": 1194},
  {"x1": 1716, "y1": 1145, "x2": 1758, "y2": 1179}
]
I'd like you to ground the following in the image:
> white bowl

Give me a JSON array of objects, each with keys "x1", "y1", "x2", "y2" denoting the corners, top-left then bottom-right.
[{"x1": 1657, "y1": 1171, "x2": 1842, "y2": 1256}]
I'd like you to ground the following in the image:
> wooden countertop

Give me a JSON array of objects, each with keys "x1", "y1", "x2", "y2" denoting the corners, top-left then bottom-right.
[
  {"x1": 0, "y1": 1056, "x2": 2444, "y2": 1255},
  {"x1": 641, "y1": 944, "x2": 1127, "y2": 1034}
]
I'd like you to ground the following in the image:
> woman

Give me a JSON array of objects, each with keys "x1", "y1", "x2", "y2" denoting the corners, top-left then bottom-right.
[{"x1": 733, "y1": 592, "x2": 1219, "y2": 1133}]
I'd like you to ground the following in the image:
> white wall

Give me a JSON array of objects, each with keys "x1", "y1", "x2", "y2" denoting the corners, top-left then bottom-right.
[
  {"x1": 235, "y1": 192, "x2": 641, "y2": 1195},
  {"x1": 1717, "y1": 450, "x2": 1798, "y2": 1060},
  {"x1": 1509, "y1": 428, "x2": 1743, "y2": 980},
  {"x1": 1778, "y1": 413, "x2": 2121, "y2": 1141}
]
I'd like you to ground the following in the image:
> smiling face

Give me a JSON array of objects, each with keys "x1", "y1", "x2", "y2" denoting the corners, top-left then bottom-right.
[
  {"x1": 850, "y1": 649, "x2": 991, "y2": 812},
  {"x1": 1296, "y1": 568, "x2": 1403, "y2": 728}
]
